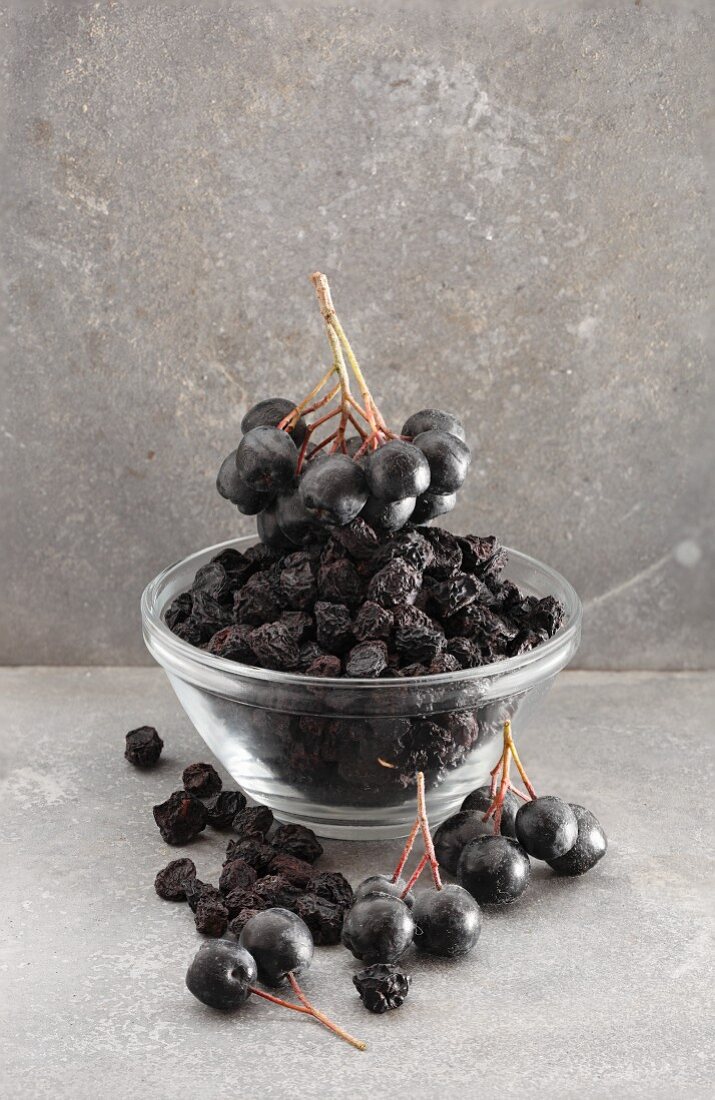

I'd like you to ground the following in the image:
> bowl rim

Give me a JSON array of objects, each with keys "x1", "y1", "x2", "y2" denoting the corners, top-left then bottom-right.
[{"x1": 141, "y1": 533, "x2": 582, "y2": 691}]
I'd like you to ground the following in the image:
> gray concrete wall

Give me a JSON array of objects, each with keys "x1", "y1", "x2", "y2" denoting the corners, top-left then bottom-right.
[{"x1": 2, "y1": 1, "x2": 712, "y2": 668}]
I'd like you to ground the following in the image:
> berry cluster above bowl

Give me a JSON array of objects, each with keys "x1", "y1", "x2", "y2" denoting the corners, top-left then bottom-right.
[{"x1": 168, "y1": 273, "x2": 565, "y2": 679}]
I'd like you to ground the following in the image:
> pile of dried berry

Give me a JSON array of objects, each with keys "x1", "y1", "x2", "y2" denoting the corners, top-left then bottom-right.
[
  {"x1": 151, "y1": 761, "x2": 354, "y2": 946},
  {"x1": 166, "y1": 523, "x2": 563, "y2": 676}
]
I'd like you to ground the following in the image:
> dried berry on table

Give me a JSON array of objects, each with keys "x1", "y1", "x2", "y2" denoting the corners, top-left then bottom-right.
[
  {"x1": 272, "y1": 823, "x2": 324, "y2": 863},
  {"x1": 154, "y1": 858, "x2": 197, "y2": 901},
  {"x1": 295, "y1": 894, "x2": 345, "y2": 945},
  {"x1": 218, "y1": 859, "x2": 258, "y2": 895},
  {"x1": 306, "y1": 871, "x2": 354, "y2": 911},
  {"x1": 205, "y1": 790, "x2": 247, "y2": 829},
  {"x1": 153, "y1": 790, "x2": 208, "y2": 845},
  {"x1": 194, "y1": 894, "x2": 229, "y2": 937},
  {"x1": 182, "y1": 762, "x2": 222, "y2": 799},
  {"x1": 353, "y1": 964, "x2": 411, "y2": 1013},
  {"x1": 225, "y1": 838, "x2": 277, "y2": 874},
  {"x1": 252, "y1": 875, "x2": 302, "y2": 910},
  {"x1": 125, "y1": 726, "x2": 164, "y2": 768},
  {"x1": 228, "y1": 908, "x2": 261, "y2": 937},
  {"x1": 184, "y1": 879, "x2": 223, "y2": 913},
  {"x1": 223, "y1": 887, "x2": 269, "y2": 918},
  {"x1": 232, "y1": 804, "x2": 274, "y2": 839},
  {"x1": 269, "y1": 853, "x2": 315, "y2": 887}
]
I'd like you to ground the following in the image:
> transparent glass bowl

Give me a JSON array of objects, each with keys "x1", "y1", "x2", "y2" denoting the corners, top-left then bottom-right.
[{"x1": 141, "y1": 536, "x2": 581, "y2": 839}]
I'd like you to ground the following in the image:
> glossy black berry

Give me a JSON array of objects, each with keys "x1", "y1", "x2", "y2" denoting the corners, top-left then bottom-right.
[
  {"x1": 515, "y1": 796, "x2": 579, "y2": 861},
  {"x1": 547, "y1": 804, "x2": 607, "y2": 876},
  {"x1": 413, "y1": 430, "x2": 471, "y2": 493},
  {"x1": 401, "y1": 408, "x2": 466, "y2": 442},
  {"x1": 458, "y1": 835, "x2": 531, "y2": 905},
  {"x1": 239, "y1": 908, "x2": 314, "y2": 987},
  {"x1": 256, "y1": 501, "x2": 294, "y2": 550},
  {"x1": 125, "y1": 726, "x2": 163, "y2": 768},
  {"x1": 299, "y1": 454, "x2": 368, "y2": 526},
  {"x1": 353, "y1": 875, "x2": 415, "y2": 909},
  {"x1": 360, "y1": 494, "x2": 416, "y2": 532},
  {"x1": 241, "y1": 397, "x2": 308, "y2": 446},
  {"x1": 412, "y1": 884, "x2": 482, "y2": 957},
  {"x1": 353, "y1": 963, "x2": 411, "y2": 1013},
  {"x1": 365, "y1": 440, "x2": 430, "y2": 502},
  {"x1": 461, "y1": 785, "x2": 519, "y2": 839},
  {"x1": 433, "y1": 810, "x2": 492, "y2": 875},
  {"x1": 216, "y1": 451, "x2": 271, "y2": 514},
  {"x1": 274, "y1": 489, "x2": 317, "y2": 546},
  {"x1": 236, "y1": 426, "x2": 297, "y2": 493},
  {"x1": 185, "y1": 939, "x2": 257, "y2": 1010},
  {"x1": 341, "y1": 893, "x2": 415, "y2": 964},
  {"x1": 411, "y1": 490, "x2": 457, "y2": 524}
]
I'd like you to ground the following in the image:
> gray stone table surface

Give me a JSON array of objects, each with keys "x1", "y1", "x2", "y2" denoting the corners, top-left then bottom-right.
[{"x1": 1, "y1": 667, "x2": 713, "y2": 1099}]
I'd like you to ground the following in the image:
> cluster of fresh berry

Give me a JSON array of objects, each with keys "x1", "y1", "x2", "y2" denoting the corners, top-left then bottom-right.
[{"x1": 216, "y1": 274, "x2": 471, "y2": 545}]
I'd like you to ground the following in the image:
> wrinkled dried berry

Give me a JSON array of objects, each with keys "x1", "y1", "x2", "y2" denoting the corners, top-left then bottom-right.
[
  {"x1": 223, "y1": 887, "x2": 269, "y2": 918},
  {"x1": 205, "y1": 790, "x2": 247, "y2": 829},
  {"x1": 225, "y1": 838, "x2": 277, "y2": 874},
  {"x1": 228, "y1": 908, "x2": 261, "y2": 936},
  {"x1": 353, "y1": 963, "x2": 411, "y2": 1013},
  {"x1": 279, "y1": 561, "x2": 318, "y2": 611},
  {"x1": 165, "y1": 592, "x2": 193, "y2": 630},
  {"x1": 232, "y1": 804, "x2": 274, "y2": 838},
  {"x1": 305, "y1": 653, "x2": 342, "y2": 677},
  {"x1": 318, "y1": 560, "x2": 364, "y2": 606},
  {"x1": 272, "y1": 823, "x2": 323, "y2": 864},
  {"x1": 422, "y1": 527, "x2": 462, "y2": 578},
  {"x1": 295, "y1": 894, "x2": 344, "y2": 945},
  {"x1": 428, "y1": 572, "x2": 484, "y2": 617},
  {"x1": 218, "y1": 859, "x2": 258, "y2": 895},
  {"x1": 194, "y1": 894, "x2": 229, "y2": 937},
  {"x1": 345, "y1": 640, "x2": 388, "y2": 678},
  {"x1": 153, "y1": 790, "x2": 208, "y2": 845},
  {"x1": 428, "y1": 653, "x2": 462, "y2": 674},
  {"x1": 125, "y1": 726, "x2": 164, "y2": 768},
  {"x1": 182, "y1": 762, "x2": 222, "y2": 799},
  {"x1": 185, "y1": 879, "x2": 222, "y2": 913},
  {"x1": 279, "y1": 610, "x2": 314, "y2": 642},
  {"x1": 154, "y1": 858, "x2": 197, "y2": 901},
  {"x1": 268, "y1": 853, "x2": 314, "y2": 887},
  {"x1": 252, "y1": 875, "x2": 302, "y2": 910},
  {"x1": 367, "y1": 558, "x2": 422, "y2": 609},
  {"x1": 307, "y1": 871, "x2": 354, "y2": 910},
  {"x1": 378, "y1": 528, "x2": 435, "y2": 573},
  {"x1": 206, "y1": 625, "x2": 256, "y2": 663},
  {"x1": 235, "y1": 570, "x2": 281, "y2": 625},
  {"x1": 353, "y1": 601, "x2": 393, "y2": 642},
  {"x1": 249, "y1": 621, "x2": 301, "y2": 670},
  {"x1": 332, "y1": 517, "x2": 380, "y2": 561},
  {"x1": 315, "y1": 601, "x2": 353, "y2": 654},
  {"x1": 393, "y1": 605, "x2": 445, "y2": 663}
]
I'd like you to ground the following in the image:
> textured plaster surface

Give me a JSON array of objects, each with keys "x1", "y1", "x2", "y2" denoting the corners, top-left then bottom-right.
[
  {"x1": 1, "y1": 666, "x2": 714, "y2": 1099},
  {"x1": 1, "y1": 2, "x2": 713, "y2": 666}
]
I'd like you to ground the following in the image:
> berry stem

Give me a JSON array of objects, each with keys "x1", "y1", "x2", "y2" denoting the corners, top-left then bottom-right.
[
  {"x1": 391, "y1": 817, "x2": 421, "y2": 883},
  {"x1": 415, "y1": 771, "x2": 442, "y2": 890},
  {"x1": 401, "y1": 852, "x2": 428, "y2": 898},
  {"x1": 250, "y1": 986, "x2": 311, "y2": 1014},
  {"x1": 278, "y1": 366, "x2": 337, "y2": 431},
  {"x1": 287, "y1": 973, "x2": 366, "y2": 1052},
  {"x1": 484, "y1": 720, "x2": 537, "y2": 834}
]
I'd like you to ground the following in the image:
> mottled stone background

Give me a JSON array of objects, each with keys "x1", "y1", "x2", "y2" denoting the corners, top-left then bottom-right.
[{"x1": 2, "y1": 0, "x2": 712, "y2": 667}]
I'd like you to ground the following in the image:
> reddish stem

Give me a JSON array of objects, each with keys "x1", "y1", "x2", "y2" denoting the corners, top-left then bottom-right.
[
  {"x1": 391, "y1": 817, "x2": 421, "y2": 883},
  {"x1": 401, "y1": 852, "x2": 429, "y2": 898},
  {"x1": 287, "y1": 973, "x2": 366, "y2": 1051},
  {"x1": 250, "y1": 987, "x2": 310, "y2": 1014},
  {"x1": 415, "y1": 772, "x2": 442, "y2": 890}
]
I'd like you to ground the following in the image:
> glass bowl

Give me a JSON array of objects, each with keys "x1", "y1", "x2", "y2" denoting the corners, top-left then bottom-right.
[{"x1": 141, "y1": 535, "x2": 581, "y2": 839}]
